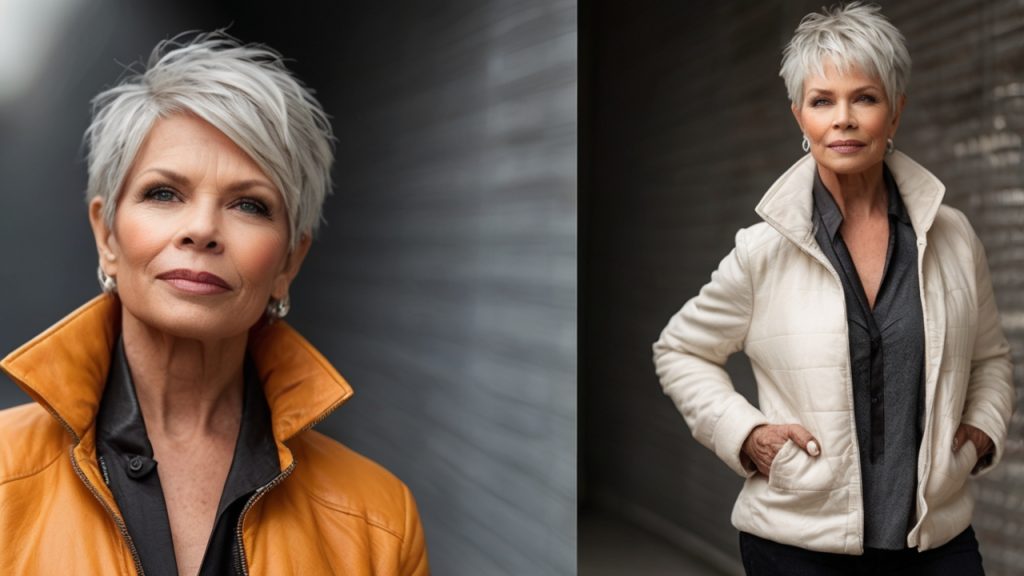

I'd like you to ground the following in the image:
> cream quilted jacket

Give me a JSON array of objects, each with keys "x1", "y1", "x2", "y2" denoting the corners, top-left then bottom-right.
[{"x1": 653, "y1": 151, "x2": 1014, "y2": 554}]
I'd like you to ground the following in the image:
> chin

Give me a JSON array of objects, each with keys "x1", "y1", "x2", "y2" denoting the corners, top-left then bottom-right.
[
  {"x1": 125, "y1": 298, "x2": 262, "y2": 342},
  {"x1": 817, "y1": 156, "x2": 885, "y2": 176}
]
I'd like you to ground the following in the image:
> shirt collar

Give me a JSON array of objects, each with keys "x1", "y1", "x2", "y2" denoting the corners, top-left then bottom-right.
[
  {"x1": 95, "y1": 337, "x2": 150, "y2": 460},
  {"x1": 95, "y1": 336, "x2": 280, "y2": 501},
  {"x1": 812, "y1": 168, "x2": 844, "y2": 241},
  {"x1": 883, "y1": 164, "x2": 911, "y2": 226}
]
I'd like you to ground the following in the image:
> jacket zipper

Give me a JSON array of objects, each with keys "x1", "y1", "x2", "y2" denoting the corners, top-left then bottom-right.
[
  {"x1": 233, "y1": 394, "x2": 345, "y2": 575},
  {"x1": 30, "y1": 402, "x2": 144, "y2": 576},
  {"x1": 234, "y1": 462, "x2": 296, "y2": 575},
  {"x1": 5, "y1": 384, "x2": 148, "y2": 576},
  {"x1": 908, "y1": 237, "x2": 934, "y2": 548},
  {"x1": 70, "y1": 446, "x2": 147, "y2": 576}
]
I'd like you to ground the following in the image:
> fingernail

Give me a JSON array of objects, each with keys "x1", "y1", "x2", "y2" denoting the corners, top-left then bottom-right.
[{"x1": 808, "y1": 441, "x2": 820, "y2": 456}]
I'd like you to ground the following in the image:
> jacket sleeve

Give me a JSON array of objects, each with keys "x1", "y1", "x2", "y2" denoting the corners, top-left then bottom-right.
[
  {"x1": 958, "y1": 214, "x2": 1016, "y2": 476},
  {"x1": 399, "y1": 482, "x2": 430, "y2": 576},
  {"x1": 652, "y1": 227, "x2": 768, "y2": 478}
]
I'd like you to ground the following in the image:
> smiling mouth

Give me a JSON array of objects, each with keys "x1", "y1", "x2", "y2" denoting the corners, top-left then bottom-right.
[{"x1": 156, "y1": 269, "x2": 232, "y2": 295}]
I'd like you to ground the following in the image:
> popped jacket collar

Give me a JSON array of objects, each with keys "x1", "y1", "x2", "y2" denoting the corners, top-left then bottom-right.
[
  {"x1": 755, "y1": 150, "x2": 947, "y2": 249},
  {"x1": 0, "y1": 295, "x2": 354, "y2": 468}
]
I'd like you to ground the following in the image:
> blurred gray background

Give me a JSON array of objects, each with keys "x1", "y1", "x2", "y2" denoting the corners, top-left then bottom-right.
[
  {"x1": 581, "y1": 1, "x2": 1024, "y2": 575},
  {"x1": 0, "y1": 1, "x2": 575, "y2": 575}
]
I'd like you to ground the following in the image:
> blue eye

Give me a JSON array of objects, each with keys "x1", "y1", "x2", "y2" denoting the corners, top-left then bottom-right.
[
  {"x1": 810, "y1": 98, "x2": 830, "y2": 107},
  {"x1": 236, "y1": 199, "x2": 271, "y2": 218},
  {"x1": 857, "y1": 94, "x2": 878, "y2": 103},
  {"x1": 145, "y1": 187, "x2": 178, "y2": 202}
]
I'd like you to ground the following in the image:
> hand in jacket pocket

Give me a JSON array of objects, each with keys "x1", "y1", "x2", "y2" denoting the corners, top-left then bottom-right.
[
  {"x1": 953, "y1": 422, "x2": 994, "y2": 474},
  {"x1": 741, "y1": 423, "x2": 820, "y2": 478}
]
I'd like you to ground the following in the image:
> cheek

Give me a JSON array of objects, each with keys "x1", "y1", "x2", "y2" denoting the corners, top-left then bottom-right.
[
  {"x1": 871, "y1": 116, "x2": 892, "y2": 136},
  {"x1": 857, "y1": 105, "x2": 892, "y2": 134},
  {"x1": 801, "y1": 114, "x2": 829, "y2": 139},
  {"x1": 237, "y1": 232, "x2": 289, "y2": 290},
  {"x1": 113, "y1": 210, "x2": 175, "y2": 270}
]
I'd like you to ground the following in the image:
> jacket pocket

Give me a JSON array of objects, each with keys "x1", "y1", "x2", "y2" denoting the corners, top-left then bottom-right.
[
  {"x1": 924, "y1": 433, "x2": 976, "y2": 504},
  {"x1": 768, "y1": 439, "x2": 837, "y2": 492}
]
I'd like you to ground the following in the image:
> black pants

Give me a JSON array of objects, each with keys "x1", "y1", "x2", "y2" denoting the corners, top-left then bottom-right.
[{"x1": 739, "y1": 526, "x2": 984, "y2": 576}]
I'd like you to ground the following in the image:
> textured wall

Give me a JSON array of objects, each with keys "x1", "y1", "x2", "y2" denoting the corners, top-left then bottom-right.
[
  {"x1": 583, "y1": 2, "x2": 1024, "y2": 574},
  {"x1": 288, "y1": 2, "x2": 577, "y2": 574},
  {"x1": 0, "y1": 2, "x2": 576, "y2": 575}
]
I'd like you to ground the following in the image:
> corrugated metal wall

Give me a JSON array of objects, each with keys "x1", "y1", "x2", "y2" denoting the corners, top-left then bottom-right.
[
  {"x1": 291, "y1": 2, "x2": 577, "y2": 574},
  {"x1": 583, "y1": 2, "x2": 1024, "y2": 574}
]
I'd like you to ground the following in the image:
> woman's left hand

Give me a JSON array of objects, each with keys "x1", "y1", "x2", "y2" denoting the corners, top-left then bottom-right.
[{"x1": 953, "y1": 423, "x2": 993, "y2": 473}]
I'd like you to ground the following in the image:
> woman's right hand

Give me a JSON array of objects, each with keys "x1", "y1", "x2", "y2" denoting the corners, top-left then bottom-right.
[{"x1": 741, "y1": 424, "x2": 820, "y2": 478}]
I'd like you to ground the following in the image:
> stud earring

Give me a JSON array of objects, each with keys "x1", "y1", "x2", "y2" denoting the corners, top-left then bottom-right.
[
  {"x1": 801, "y1": 135, "x2": 810, "y2": 153},
  {"x1": 886, "y1": 137, "x2": 895, "y2": 155}
]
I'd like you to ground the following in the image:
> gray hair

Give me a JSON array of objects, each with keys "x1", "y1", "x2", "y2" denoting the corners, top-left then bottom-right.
[
  {"x1": 780, "y1": 2, "x2": 911, "y2": 111},
  {"x1": 85, "y1": 30, "x2": 334, "y2": 249}
]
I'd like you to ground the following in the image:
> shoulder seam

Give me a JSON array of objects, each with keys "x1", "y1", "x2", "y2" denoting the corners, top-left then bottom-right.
[
  {"x1": 741, "y1": 222, "x2": 783, "y2": 259},
  {"x1": 0, "y1": 445, "x2": 64, "y2": 487},
  {"x1": 303, "y1": 486, "x2": 404, "y2": 541}
]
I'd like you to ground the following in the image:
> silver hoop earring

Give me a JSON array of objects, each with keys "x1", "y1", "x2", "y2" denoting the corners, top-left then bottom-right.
[
  {"x1": 97, "y1": 266, "x2": 117, "y2": 294},
  {"x1": 886, "y1": 137, "x2": 895, "y2": 155},
  {"x1": 266, "y1": 294, "x2": 291, "y2": 322},
  {"x1": 801, "y1": 136, "x2": 810, "y2": 153}
]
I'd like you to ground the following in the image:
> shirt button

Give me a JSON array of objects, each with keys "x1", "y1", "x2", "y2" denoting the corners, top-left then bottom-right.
[{"x1": 128, "y1": 456, "x2": 144, "y2": 472}]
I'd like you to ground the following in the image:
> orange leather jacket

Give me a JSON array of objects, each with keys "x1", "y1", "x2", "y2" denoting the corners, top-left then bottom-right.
[{"x1": 0, "y1": 296, "x2": 430, "y2": 575}]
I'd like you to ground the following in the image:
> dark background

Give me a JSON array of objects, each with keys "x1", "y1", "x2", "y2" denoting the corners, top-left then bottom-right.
[
  {"x1": 581, "y1": 1, "x2": 1024, "y2": 575},
  {"x1": 0, "y1": 1, "x2": 575, "y2": 575}
]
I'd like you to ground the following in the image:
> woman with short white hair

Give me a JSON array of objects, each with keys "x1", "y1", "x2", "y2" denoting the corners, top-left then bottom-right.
[
  {"x1": 653, "y1": 4, "x2": 1014, "y2": 574},
  {"x1": 0, "y1": 31, "x2": 428, "y2": 576}
]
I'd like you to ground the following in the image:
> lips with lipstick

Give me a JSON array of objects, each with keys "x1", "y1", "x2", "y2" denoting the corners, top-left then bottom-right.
[
  {"x1": 827, "y1": 139, "x2": 867, "y2": 154},
  {"x1": 156, "y1": 269, "x2": 233, "y2": 295}
]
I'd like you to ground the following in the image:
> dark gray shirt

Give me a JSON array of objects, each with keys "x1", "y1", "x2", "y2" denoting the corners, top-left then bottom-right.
[
  {"x1": 95, "y1": 338, "x2": 280, "y2": 576},
  {"x1": 811, "y1": 165, "x2": 925, "y2": 550}
]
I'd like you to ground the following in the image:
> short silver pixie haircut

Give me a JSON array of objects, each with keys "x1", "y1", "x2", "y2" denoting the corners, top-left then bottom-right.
[
  {"x1": 780, "y1": 2, "x2": 911, "y2": 111},
  {"x1": 85, "y1": 31, "x2": 334, "y2": 250}
]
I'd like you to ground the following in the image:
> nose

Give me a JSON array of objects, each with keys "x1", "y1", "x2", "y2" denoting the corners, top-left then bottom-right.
[
  {"x1": 833, "y1": 101, "x2": 856, "y2": 130},
  {"x1": 175, "y1": 201, "x2": 223, "y2": 253}
]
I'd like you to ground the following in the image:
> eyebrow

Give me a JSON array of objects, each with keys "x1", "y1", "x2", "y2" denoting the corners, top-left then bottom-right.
[
  {"x1": 136, "y1": 167, "x2": 276, "y2": 195},
  {"x1": 805, "y1": 85, "x2": 882, "y2": 95}
]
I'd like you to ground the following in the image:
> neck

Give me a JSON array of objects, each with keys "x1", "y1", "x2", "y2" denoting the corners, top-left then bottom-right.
[
  {"x1": 817, "y1": 162, "x2": 887, "y2": 221},
  {"x1": 121, "y1": 309, "x2": 246, "y2": 442}
]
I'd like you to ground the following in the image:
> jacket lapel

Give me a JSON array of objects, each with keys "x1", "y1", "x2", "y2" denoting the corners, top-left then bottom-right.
[
  {"x1": 248, "y1": 320, "x2": 354, "y2": 468},
  {"x1": 754, "y1": 153, "x2": 819, "y2": 252},
  {"x1": 0, "y1": 296, "x2": 119, "y2": 441}
]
